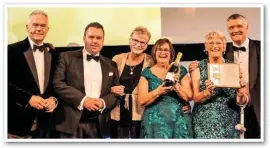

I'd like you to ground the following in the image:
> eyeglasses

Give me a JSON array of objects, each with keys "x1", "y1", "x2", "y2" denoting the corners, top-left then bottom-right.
[
  {"x1": 207, "y1": 41, "x2": 223, "y2": 47},
  {"x1": 130, "y1": 38, "x2": 148, "y2": 47},
  {"x1": 156, "y1": 48, "x2": 170, "y2": 53}
]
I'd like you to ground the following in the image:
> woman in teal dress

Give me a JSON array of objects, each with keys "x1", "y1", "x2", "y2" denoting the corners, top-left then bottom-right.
[
  {"x1": 137, "y1": 38, "x2": 193, "y2": 139},
  {"x1": 191, "y1": 31, "x2": 249, "y2": 139}
]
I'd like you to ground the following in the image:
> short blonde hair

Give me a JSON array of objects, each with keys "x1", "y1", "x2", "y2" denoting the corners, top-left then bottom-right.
[
  {"x1": 130, "y1": 26, "x2": 151, "y2": 42},
  {"x1": 205, "y1": 31, "x2": 227, "y2": 49}
]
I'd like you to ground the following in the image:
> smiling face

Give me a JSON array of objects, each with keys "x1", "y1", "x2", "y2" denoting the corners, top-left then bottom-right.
[
  {"x1": 26, "y1": 14, "x2": 49, "y2": 45},
  {"x1": 151, "y1": 38, "x2": 175, "y2": 65},
  {"x1": 205, "y1": 33, "x2": 226, "y2": 59},
  {"x1": 227, "y1": 18, "x2": 248, "y2": 46},
  {"x1": 155, "y1": 43, "x2": 171, "y2": 65},
  {"x1": 129, "y1": 32, "x2": 149, "y2": 55},
  {"x1": 83, "y1": 27, "x2": 104, "y2": 55}
]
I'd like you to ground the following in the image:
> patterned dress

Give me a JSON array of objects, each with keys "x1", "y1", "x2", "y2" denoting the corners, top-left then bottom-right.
[
  {"x1": 193, "y1": 59, "x2": 240, "y2": 139},
  {"x1": 140, "y1": 66, "x2": 191, "y2": 139}
]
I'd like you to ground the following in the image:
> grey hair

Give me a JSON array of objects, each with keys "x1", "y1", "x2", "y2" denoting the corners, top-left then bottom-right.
[
  {"x1": 227, "y1": 13, "x2": 248, "y2": 26},
  {"x1": 27, "y1": 10, "x2": 48, "y2": 24}
]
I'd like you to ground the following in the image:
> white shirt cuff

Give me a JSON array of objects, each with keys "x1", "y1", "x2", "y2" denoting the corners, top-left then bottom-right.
[
  {"x1": 78, "y1": 96, "x2": 87, "y2": 111},
  {"x1": 99, "y1": 98, "x2": 106, "y2": 113},
  {"x1": 52, "y1": 97, "x2": 58, "y2": 108}
]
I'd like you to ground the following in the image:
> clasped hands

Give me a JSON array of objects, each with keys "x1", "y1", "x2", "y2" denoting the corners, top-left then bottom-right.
[
  {"x1": 111, "y1": 85, "x2": 125, "y2": 96},
  {"x1": 83, "y1": 97, "x2": 104, "y2": 112},
  {"x1": 29, "y1": 96, "x2": 57, "y2": 112}
]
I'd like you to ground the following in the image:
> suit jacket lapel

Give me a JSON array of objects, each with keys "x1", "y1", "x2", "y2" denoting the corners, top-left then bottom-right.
[
  {"x1": 100, "y1": 55, "x2": 109, "y2": 96},
  {"x1": 74, "y1": 50, "x2": 85, "y2": 94},
  {"x1": 248, "y1": 39, "x2": 258, "y2": 89},
  {"x1": 24, "y1": 47, "x2": 40, "y2": 89},
  {"x1": 43, "y1": 49, "x2": 52, "y2": 92},
  {"x1": 226, "y1": 43, "x2": 234, "y2": 62}
]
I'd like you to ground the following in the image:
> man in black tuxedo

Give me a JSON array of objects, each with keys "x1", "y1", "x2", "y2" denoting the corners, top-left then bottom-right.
[
  {"x1": 8, "y1": 10, "x2": 58, "y2": 138},
  {"x1": 225, "y1": 14, "x2": 261, "y2": 139},
  {"x1": 52, "y1": 22, "x2": 119, "y2": 138}
]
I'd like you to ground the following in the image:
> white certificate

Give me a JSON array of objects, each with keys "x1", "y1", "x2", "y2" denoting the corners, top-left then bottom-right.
[{"x1": 208, "y1": 63, "x2": 240, "y2": 88}]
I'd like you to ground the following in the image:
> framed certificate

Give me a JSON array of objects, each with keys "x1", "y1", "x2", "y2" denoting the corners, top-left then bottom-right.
[{"x1": 208, "y1": 63, "x2": 240, "y2": 88}]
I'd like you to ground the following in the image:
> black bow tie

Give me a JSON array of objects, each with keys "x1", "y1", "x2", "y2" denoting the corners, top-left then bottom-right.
[
  {"x1": 33, "y1": 45, "x2": 45, "y2": 52},
  {"x1": 233, "y1": 46, "x2": 246, "y2": 52},
  {"x1": 86, "y1": 54, "x2": 100, "y2": 62}
]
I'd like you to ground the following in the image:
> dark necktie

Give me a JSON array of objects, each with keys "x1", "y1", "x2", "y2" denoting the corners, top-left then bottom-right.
[
  {"x1": 233, "y1": 46, "x2": 246, "y2": 52},
  {"x1": 33, "y1": 45, "x2": 45, "y2": 52},
  {"x1": 86, "y1": 54, "x2": 100, "y2": 62}
]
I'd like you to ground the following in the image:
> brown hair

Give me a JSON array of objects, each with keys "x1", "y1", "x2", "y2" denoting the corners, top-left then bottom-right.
[{"x1": 84, "y1": 22, "x2": 105, "y2": 36}]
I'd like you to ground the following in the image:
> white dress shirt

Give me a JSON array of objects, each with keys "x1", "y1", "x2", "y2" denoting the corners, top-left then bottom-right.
[
  {"x1": 233, "y1": 38, "x2": 249, "y2": 83},
  {"x1": 28, "y1": 37, "x2": 46, "y2": 132},
  {"x1": 28, "y1": 37, "x2": 45, "y2": 94},
  {"x1": 78, "y1": 48, "x2": 106, "y2": 112}
]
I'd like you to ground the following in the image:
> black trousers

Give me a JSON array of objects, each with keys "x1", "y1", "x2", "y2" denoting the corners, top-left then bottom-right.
[
  {"x1": 52, "y1": 119, "x2": 101, "y2": 139},
  {"x1": 244, "y1": 105, "x2": 260, "y2": 139},
  {"x1": 8, "y1": 124, "x2": 50, "y2": 139},
  {"x1": 110, "y1": 120, "x2": 141, "y2": 139}
]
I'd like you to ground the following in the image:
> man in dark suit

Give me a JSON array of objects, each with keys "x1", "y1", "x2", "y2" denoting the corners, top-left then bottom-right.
[
  {"x1": 52, "y1": 22, "x2": 119, "y2": 138},
  {"x1": 225, "y1": 14, "x2": 260, "y2": 139},
  {"x1": 8, "y1": 10, "x2": 58, "y2": 138}
]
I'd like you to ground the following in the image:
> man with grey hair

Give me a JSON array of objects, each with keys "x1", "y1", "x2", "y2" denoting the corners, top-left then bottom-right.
[
  {"x1": 8, "y1": 10, "x2": 58, "y2": 138},
  {"x1": 225, "y1": 13, "x2": 260, "y2": 139}
]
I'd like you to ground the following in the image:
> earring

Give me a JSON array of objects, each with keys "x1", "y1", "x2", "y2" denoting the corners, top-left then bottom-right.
[{"x1": 204, "y1": 49, "x2": 208, "y2": 55}]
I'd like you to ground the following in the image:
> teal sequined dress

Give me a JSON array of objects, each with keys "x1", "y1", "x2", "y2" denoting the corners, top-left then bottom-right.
[
  {"x1": 140, "y1": 66, "x2": 191, "y2": 139},
  {"x1": 193, "y1": 59, "x2": 240, "y2": 139}
]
